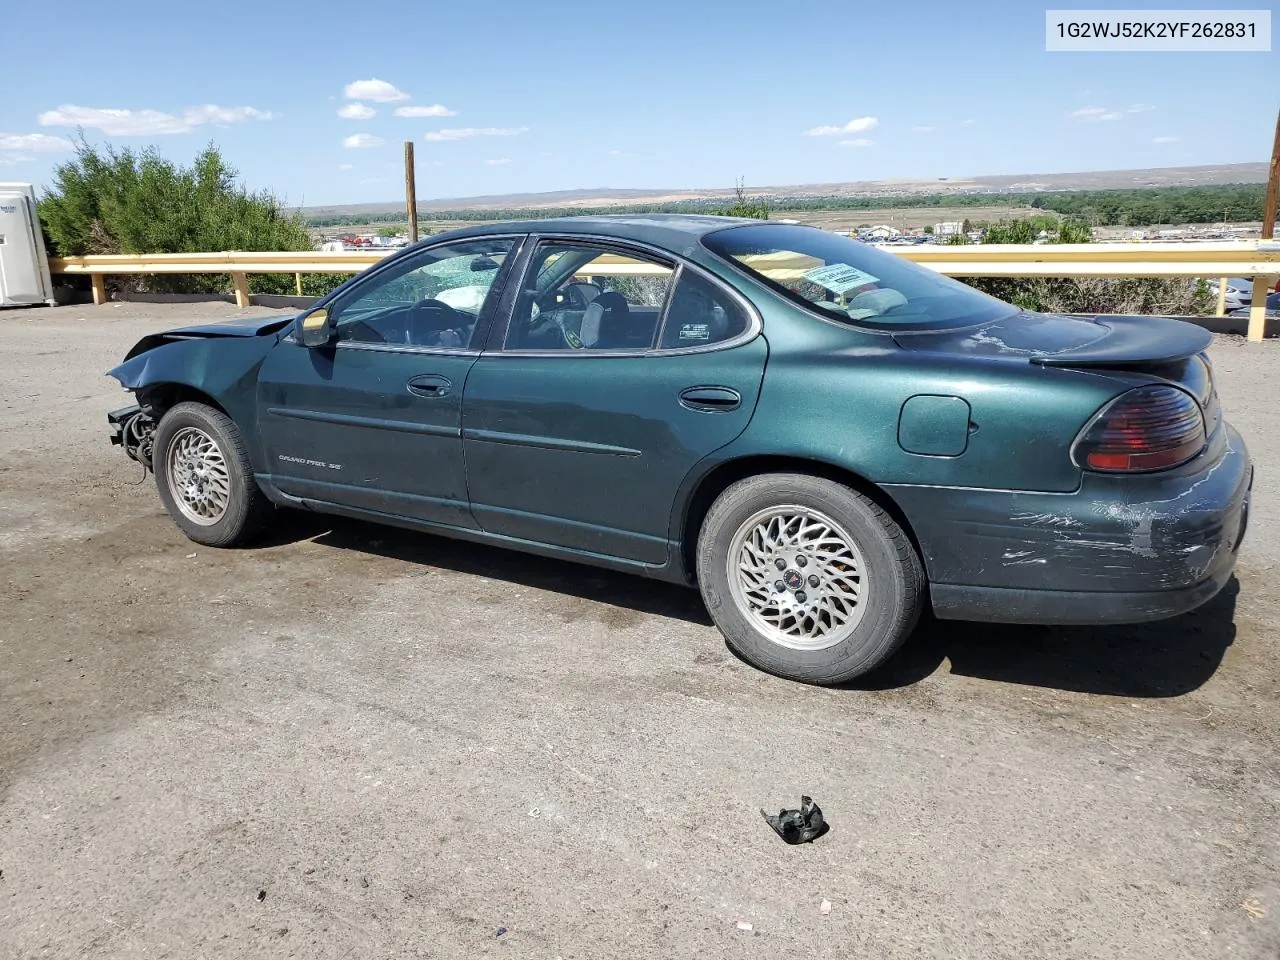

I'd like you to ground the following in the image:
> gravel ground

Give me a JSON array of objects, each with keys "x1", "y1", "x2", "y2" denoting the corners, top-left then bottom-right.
[{"x1": 1, "y1": 302, "x2": 1278, "y2": 960}]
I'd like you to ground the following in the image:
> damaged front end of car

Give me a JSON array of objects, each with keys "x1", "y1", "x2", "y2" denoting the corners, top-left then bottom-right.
[
  {"x1": 104, "y1": 313, "x2": 296, "y2": 473},
  {"x1": 108, "y1": 403, "x2": 157, "y2": 469}
]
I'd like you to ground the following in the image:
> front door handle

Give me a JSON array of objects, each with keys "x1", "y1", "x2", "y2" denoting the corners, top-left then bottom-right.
[
  {"x1": 407, "y1": 374, "x2": 452, "y2": 398},
  {"x1": 679, "y1": 386, "x2": 741, "y2": 412}
]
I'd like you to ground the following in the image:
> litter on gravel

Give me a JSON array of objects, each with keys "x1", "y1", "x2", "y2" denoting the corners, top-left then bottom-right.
[{"x1": 761, "y1": 795, "x2": 828, "y2": 844}]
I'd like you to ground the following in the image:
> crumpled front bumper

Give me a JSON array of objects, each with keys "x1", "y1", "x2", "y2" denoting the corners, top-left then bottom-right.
[
  {"x1": 886, "y1": 424, "x2": 1252, "y2": 625},
  {"x1": 107, "y1": 404, "x2": 142, "y2": 448}
]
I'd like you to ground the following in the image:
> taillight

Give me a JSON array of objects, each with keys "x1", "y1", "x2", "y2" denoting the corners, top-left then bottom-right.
[{"x1": 1073, "y1": 385, "x2": 1206, "y2": 473}]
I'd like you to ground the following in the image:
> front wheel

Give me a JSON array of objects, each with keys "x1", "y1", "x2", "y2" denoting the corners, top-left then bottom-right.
[
  {"x1": 152, "y1": 402, "x2": 272, "y2": 547},
  {"x1": 696, "y1": 474, "x2": 924, "y2": 685}
]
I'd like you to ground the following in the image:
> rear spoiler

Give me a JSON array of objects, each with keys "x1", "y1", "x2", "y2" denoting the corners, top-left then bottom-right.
[{"x1": 1031, "y1": 315, "x2": 1212, "y2": 368}]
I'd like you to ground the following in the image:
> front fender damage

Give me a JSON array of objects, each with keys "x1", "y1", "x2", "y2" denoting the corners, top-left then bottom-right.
[{"x1": 105, "y1": 332, "x2": 281, "y2": 471}]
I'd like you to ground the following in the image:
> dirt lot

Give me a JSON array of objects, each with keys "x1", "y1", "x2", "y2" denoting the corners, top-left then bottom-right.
[{"x1": 2, "y1": 302, "x2": 1278, "y2": 959}]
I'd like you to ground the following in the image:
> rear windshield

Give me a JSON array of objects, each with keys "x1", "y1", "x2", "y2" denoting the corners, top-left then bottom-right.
[{"x1": 703, "y1": 223, "x2": 1016, "y2": 330}]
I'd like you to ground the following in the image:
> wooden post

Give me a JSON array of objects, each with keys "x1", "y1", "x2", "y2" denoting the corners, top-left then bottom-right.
[
  {"x1": 1215, "y1": 276, "x2": 1228, "y2": 317},
  {"x1": 405, "y1": 140, "x2": 419, "y2": 244},
  {"x1": 90, "y1": 274, "x2": 107, "y2": 306},
  {"x1": 295, "y1": 272, "x2": 304, "y2": 297},
  {"x1": 1262, "y1": 108, "x2": 1280, "y2": 242},
  {"x1": 231, "y1": 272, "x2": 251, "y2": 309},
  {"x1": 1244, "y1": 110, "x2": 1278, "y2": 342}
]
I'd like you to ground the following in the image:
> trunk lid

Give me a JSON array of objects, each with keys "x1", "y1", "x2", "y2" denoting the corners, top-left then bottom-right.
[{"x1": 892, "y1": 312, "x2": 1212, "y2": 367}]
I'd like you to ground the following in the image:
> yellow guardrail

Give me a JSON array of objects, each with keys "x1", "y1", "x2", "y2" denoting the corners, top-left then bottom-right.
[{"x1": 49, "y1": 240, "x2": 1280, "y2": 340}]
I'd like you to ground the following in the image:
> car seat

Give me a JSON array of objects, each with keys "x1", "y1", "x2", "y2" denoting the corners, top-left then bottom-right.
[{"x1": 578, "y1": 291, "x2": 632, "y2": 348}]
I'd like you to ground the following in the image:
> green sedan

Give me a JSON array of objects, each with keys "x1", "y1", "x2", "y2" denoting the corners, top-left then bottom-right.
[{"x1": 106, "y1": 216, "x2": 1252, "y2": 684}]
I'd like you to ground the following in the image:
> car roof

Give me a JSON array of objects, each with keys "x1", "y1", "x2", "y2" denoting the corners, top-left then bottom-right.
[{"x1": 422, "y1": 214, "x2": 778, "y2": 257}]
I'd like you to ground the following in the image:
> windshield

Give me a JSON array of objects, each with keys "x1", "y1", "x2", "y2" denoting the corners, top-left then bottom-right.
[{"x1": 703, "y1": 223, "x2": 1016, "y2": 330}]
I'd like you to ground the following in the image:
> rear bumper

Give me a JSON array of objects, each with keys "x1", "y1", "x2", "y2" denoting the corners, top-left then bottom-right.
[
  {"x1": 885, "y1": 424, "x2": 1252, "y2": 625},
  {"x1": 928, "y1": 567, "x2": 1236, "y2": 625}
]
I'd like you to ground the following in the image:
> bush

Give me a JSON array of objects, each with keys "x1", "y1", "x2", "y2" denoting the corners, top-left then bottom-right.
[
  {"x1": 959, "y1": 217, "x2": 1209, "y2": 315},
  {"x1": 39, "y1": 140, "x2": 313, "y2": 295},
  {"x1": 714, "y1": 178, "x2": 769, "y2": 220}
]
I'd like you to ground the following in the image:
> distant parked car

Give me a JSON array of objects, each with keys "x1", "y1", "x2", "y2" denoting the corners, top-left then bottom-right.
[
  {"x1": 1208, "y1": 278, "x2": 1252, "y2": 312},
  {"x1": 1229, "y1": 291, "x2": 1280, "y2": 321},
  {"x1": 103, "y1": 216, "x2": 1251, "y2": 685}
]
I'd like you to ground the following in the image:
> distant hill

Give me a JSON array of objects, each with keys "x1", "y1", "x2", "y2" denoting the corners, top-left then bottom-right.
[{"x1": 302, "y1": 162, "x2": 1269, "y2": 217}]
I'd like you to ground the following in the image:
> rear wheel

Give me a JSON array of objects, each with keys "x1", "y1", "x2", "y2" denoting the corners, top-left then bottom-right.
[
  {"x1": 152, "y1": 402, "x2": 272, "y2": 547},
  {"x1": 696, "y1": 473, "x2": 924, "y2": 685}
]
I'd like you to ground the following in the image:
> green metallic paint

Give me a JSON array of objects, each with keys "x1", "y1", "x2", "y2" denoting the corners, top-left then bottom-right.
[
  {"x1": 897, "y1": 395, "x2": 972, "y2": 457},
  {"x1": 105, "y1": 216, "x2": 1249, "y2": 625},
  {"x1": 255, "y1": 340, "x2": 479, "y2": 528},
  {"x1": 461, "y1": 338, "x2": 767, "y2": 564}
]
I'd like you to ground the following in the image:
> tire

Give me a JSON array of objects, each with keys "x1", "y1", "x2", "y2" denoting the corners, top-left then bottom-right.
[
  {"x1": 152, "y1": 401, "x2": 272, "y2": 547},
  {"x1": 696, "y1": 473, "x2": 924, "y2": 685}
]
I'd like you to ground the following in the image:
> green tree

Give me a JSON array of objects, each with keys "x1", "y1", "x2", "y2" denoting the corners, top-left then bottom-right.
[
  {"x1": 716, "y1": 177, "x2": 770, "y2": 220},
  {"x1": 981, "y1": 219, "x2": 1037, "y2": 244},
  {"x1": 39, "y1": 140, "x2": 318, "y2": 295}
]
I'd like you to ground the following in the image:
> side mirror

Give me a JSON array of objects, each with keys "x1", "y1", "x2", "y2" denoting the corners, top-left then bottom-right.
[{"x1": 296, "y1": 306, "x2": 335, "y2": 347}]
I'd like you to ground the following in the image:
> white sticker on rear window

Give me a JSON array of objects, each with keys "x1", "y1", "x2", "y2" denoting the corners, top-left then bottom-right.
[
  {"x1": 679, "y1": 323, "x2": 710, "y2": 341},
  {"x1": 803, "y1": 263, "x2": 879, "y2": 295}
]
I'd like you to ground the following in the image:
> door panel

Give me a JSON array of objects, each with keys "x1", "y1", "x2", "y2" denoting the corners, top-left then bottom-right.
[
  {"x1": 461, "y1": 339, "x2": 767, "y2": 563},
  {"x1": 257, "y1": 341, "x2": 478, "y2": 527}
]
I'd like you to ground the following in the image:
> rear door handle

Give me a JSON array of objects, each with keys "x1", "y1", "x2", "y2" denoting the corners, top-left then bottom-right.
[
  {"x1": 679, "y1": 386, "x2": 741, "y2": 412},
  {"x1": 407, "y1": 374, "x2": 452, "y2": 398}
]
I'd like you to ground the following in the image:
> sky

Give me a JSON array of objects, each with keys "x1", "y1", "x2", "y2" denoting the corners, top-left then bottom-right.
[{"x1": 1, "y1": 0, "x2": 1275, "y2": 207}]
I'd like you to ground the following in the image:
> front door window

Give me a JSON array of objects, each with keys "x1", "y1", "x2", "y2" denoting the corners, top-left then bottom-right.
[{"x1": 333, "y1": 239, "x2": 516, "y2": 348}]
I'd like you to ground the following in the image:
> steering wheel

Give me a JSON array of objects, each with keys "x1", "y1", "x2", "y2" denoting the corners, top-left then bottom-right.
[{"x1": 407, "y1": 298, "x2": 468, "y2": 346}]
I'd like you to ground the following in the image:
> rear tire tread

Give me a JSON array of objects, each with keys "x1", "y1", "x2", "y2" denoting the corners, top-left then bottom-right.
[{"x1": 696, "y1": 473, "x2": 924, "y2": 685}]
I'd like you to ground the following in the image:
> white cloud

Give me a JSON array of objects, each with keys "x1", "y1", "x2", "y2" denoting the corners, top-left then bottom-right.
[
  {"x1": 0, "y1": 132, "x2": 74, "y2": 152},
  {"x1": 338, "y1": 162, "x2": 354, "y2": 170},
  {"x1": 342, "y1": 133, "x2": 384, "y2": 148},
  {"x1": 803, "y1": 116, "x2": 878, "y2": 137},
  {"x1": 961, "y1": 118, "x2": 977, "y2": 126},
  {"x1": 338, "y1": 103, "x2": 376, "y2": 120},
  {"x1": 840, "y1": 138, "x2": 874, "y2": 147},
  {"x1": 485, "y1": 157, "x2": 513, "y2": 165},
  {"x1": 911, "y1": 125, "x2": 935, "y2": 133},
  {"x1": 1152, "y1": 136, "x2": 1180, "y2": 143},
  {"x1": 183, "y1": 104, "x2": 273, "y2": 125},
  {"x1": 394, "y1": 104, "x2": 457, "y2": 118},
  {"x1": 608, "y1": 149, "x2": 638, "y2": 157},
  {"x1": 342, "y1": 78, "x2": 409, "y2": 102},
  {"x1": 1073, "y1": 103, "x2": 1156, "y2": 122},
  {"x1": 37, "y1": 104, "x2": 271, "y2": 136},
  {"x1": 423, "y1": 126, "x2": 528, "y2": 142}
]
